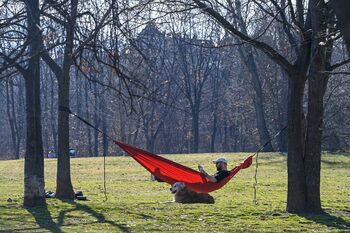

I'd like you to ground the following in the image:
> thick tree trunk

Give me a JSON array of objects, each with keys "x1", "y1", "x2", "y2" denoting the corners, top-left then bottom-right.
[
  {"x1": 304, "y1": 71, "x2": 326, "y2": 212},
  {"x1": 24, "y1": 76, "x2": 46, "y2": 206},
  {"x1": 23, "y1": 0, "x2": 45, "y2": 207},
  {"x1": 303, "y1": 0, "x2": 333, "y2": 213},
  {"x1": 56, "y1": 71, "x2": 74, "y2": 199},
  {"x1": 286, "y1": 75, "x2": 307, "y2": 213},
  {"x1": 55, "y1": 0, "x2": 78, "y2": 199}
]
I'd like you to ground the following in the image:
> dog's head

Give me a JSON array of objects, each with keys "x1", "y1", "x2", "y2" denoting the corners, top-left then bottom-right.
[{"x1": 170, "y1": 182, "x2": 185, "y2": 194}]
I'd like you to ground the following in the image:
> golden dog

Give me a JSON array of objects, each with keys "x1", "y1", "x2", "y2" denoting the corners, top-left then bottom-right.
[{"x1": 170, "y1": 182, "x2": 215, "y2": 204}]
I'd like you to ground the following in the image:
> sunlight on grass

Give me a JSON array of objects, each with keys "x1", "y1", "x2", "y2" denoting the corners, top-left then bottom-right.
[{"x1": 0, "y1": 152, "x2": 349, "y2": 232}]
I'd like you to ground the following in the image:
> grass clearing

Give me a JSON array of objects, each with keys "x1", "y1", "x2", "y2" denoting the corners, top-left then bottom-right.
[{"x1": 0, "y1": 152, "x2": 349, "y2": 232}]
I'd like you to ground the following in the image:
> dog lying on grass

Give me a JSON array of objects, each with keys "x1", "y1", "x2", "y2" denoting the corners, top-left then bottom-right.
[{"x1": 170, "y1": 182, "x2": 215, "y2": 204}]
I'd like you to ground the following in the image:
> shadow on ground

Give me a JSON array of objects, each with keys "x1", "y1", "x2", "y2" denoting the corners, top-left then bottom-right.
[
  {"x1": 26, "y1": 204, "x2": 63, "y2": 233},
  {"x1": 301, "y1": 211, "x2": 350, "y2": 230},
  {"x1": 59, "y1": 199, "x2": 131, "y2": 232},
  {"x1": 25, "y1": 199, "x2": 131, "y2": 233}
]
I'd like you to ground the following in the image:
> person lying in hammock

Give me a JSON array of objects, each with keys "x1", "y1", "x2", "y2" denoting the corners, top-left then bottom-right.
[{"x1": 198, "y1": 157, "x2": 230, "y2": 183}]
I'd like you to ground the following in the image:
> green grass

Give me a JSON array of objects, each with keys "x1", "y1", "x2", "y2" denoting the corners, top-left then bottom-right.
[{"x1": 0, "y1": 152, "x2": 349, "y2": 232}]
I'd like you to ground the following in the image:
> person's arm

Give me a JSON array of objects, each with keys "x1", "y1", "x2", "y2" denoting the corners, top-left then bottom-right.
[{"x1": 198, "y1": 165, "x2": 217, "y2": 182}]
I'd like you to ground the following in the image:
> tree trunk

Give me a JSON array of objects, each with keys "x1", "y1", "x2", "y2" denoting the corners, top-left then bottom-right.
[
  {"x1": 56, "y1": 69, "x2": 74, "y2": 199},
  {"x1": 18, "y1": 79, "x2": 25, "y2": 158},
  {"x1": 277, "y1": 72, "x2": 288, "y2": 152},
  {"x1": 93, "y1": 81, "x2": 99, "y2": 156},
  {"x1": 50, "y1": 73, "x2": 58, "y2": 153},
  {"x1": 191, "y1": 110, "x2": 199, "y2": 153},
  {"x1": 240, "y1": 51, "x2": 274, "y2": 151},
  {"x1": 210, "y1": 113, "x2": 218, "y2": 152},
  {"x1": 5, "y1": 81, "x2": 20, "y2": 159},
  {"x1": 286, "y1": 75, "x2": 307, "y2": 213},
  {"x1": 304, "y1": 69, "x2": 326, "y2": 212},
  {"x1": 303, "y1": 0, "x2": 333, "y2": 212},
  {"x1": 23, "y1": 0, "x2": 45, "y2": 207},
  {"x1": 55, "y1": 0, "x2": 78, "y2": 199},
  {"x1": 85, "y1": 81, "x2": 93, "y2": 156},
  {"x1": 102, "y1": 98, "x2": 108, "y2": 156},
  {"x1": 93, "y1": 110, "x2": 99, "y2": 156},
  {"x1": 233, "y1": 0, "x2": 273, "y2": 152}
]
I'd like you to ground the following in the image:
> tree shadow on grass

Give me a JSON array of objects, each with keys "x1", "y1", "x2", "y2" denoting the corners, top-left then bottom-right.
[
  {"x1": 300, "y1": 211, "x2": 350, "y2": 230},
  {"x1": 58, "y1": 199, "x2": 131, "y2": 233},
  {"x1": 26, "y1": 204, "x2": 63, "y2": 233}
]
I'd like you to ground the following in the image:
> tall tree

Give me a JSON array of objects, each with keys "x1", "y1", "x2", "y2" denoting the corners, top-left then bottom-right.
[
  {"x1": 41, "y1": 0, "x2": 115, "y2": 198},
  {"x1": 228, "y1": 0, "x2": 273, "y2": 151},
  {"x1": 0, "y1": 0, "x2": 46, "y2": 206},
  {"x1": 188, "y1": 0, "x2": 349, "y2": 212}
]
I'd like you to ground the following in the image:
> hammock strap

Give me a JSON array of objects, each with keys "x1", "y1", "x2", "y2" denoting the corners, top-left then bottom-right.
[
  {"x1": 253, "y1": 151, "x2": 259, "y2": 205},
  {"x1": 251, "y1": 126, "x2": 287, "y2": 204},
  {"x1": 59, "y1": 105, "x2": 109, "y2": 201}
]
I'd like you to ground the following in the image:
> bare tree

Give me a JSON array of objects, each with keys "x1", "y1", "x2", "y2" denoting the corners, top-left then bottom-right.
[
  {"x1": 186, "y1": 0, "x2": 349, "y2": 212},
  {"x1": 0, "y1": 0, "x2": 46, "y2": 206}
]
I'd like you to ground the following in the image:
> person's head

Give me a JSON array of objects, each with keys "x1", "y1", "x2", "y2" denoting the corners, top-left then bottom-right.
[{"x1": 212, "y1": 157, "x2": 228, "y2": 171}]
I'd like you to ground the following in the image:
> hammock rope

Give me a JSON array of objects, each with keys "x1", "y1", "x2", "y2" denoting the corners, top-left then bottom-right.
[{"x1": 253, "y1": 151, "x2": 259, "y2": 205}]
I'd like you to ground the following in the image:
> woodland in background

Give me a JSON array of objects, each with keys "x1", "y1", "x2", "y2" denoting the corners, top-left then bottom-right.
[
  {"x1": 1, "y1": 6, "x2": 349, "y2": 159},
  {"x1": 1, "y1": 0, "x2": 350, "y2": 212}
]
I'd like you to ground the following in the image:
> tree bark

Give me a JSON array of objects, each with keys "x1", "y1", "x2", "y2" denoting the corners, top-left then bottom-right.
[
  {"x1": 55, "y1": 0, "x2": 78, "y2": 199},
  {"x1": 304, "y1": 0, "x2": 333, "y2": 212},
  {"x1": 56, "y1": 71, "x2": 74, "y2": 199},
  {"x1": 304, "y1": 69, "x2": 326, "y2": 212},
  {"x1": 23, "y1": 0, "x2": 46, "y2": 207},
  {"x1": 286, "y1": 75, "x2": 307, "y2": 213}
]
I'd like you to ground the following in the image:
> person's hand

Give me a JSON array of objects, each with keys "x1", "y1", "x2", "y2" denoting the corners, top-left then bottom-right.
[{"x1": 198, "y1": 165, "x2": 204, "y2": 172}]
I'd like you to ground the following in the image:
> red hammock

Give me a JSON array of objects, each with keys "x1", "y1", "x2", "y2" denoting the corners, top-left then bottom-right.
[{"x1": 115, "y1": 140, "x2": 253, "y2": 193}]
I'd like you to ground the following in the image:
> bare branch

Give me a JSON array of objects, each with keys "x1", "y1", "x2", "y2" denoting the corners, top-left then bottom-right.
[{"x1": 191, "y1": 0, "x2": 295, "y2": 73}]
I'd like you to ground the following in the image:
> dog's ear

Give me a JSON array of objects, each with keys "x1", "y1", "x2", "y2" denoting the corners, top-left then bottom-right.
[{"x1": 179, "y1": 182, "x2": 185, "y2": 189}]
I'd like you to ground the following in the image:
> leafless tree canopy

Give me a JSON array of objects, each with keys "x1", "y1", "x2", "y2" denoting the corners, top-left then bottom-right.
[{"x1": 0, "y1": 0, "x2": 349, "y2": 211}]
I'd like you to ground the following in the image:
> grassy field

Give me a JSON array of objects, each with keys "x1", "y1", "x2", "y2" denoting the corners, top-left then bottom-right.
[{"x1": 0, "y1": 152, "x2": 349, "y2": 232}]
